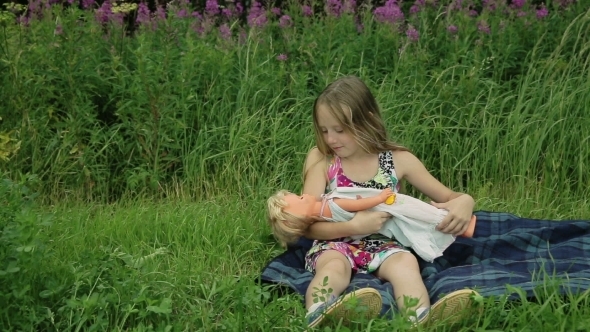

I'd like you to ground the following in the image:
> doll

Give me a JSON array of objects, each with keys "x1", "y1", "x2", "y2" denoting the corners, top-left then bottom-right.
[{"x1": 267, "y1": 187, "x2": 476, "y2": 262}]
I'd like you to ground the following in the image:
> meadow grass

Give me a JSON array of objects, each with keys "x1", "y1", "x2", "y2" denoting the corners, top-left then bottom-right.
[
  {"x1": 1, "y1": 1, "x2": 589, "y2": 202},
  {"x1": 2, "y1": 177, "x2": 590, "y2": 331},
  {"x1": 8, "y1": 170, "x2": 586, "y2": 331},
  {"x1": 1, "y1": 0, "x2": 590, "y2": 330}
]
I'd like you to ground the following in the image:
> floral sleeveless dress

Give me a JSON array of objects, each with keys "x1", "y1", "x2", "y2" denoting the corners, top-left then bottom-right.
[{"x1": 304, "y1": 151, "x2": 410, "y2": 274}]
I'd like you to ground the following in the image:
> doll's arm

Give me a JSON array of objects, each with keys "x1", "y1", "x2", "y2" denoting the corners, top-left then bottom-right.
[
  {"x1": 461, "y1": 215, "x2": 477, "y2": 237},
  {"x1": 332, "y1": 188, "x2": 393, "y2": 212}
]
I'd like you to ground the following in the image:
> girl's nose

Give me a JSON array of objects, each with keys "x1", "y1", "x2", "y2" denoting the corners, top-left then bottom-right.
[{"x1": 326, "y1": 133, "x2": 337, "y2": 144}]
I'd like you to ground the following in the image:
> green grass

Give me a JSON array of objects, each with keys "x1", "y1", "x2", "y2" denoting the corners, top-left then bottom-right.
[
  {"x1": 1, "y1": 181, "x2": 588, "y2": 331},
  {"x1": 1, "y1": 2, "x2": 589, "y2": 202},
  {"x1": 1, "y1": 1, "x2": 590, "y2": 330}
]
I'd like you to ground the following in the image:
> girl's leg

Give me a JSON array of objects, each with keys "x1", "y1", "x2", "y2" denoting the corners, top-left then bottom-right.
[
  {"x1": 305, "y1": 249, "x2": 382, "y2": 328},
  {"x1": 374, "y1": 252, "x2": 430, "y2": 312},
  {"x1": 305, "y1": 250, "x2": 352, "y2": 309}
]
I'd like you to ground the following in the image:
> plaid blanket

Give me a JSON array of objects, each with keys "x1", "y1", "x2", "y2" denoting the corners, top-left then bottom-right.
[{"x1": 259, "y1": 211, "x2": 590, "y2": 316}]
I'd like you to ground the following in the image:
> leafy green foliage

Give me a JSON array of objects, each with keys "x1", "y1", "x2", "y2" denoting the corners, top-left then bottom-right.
[
  {"x1": 0, "y1": 1, "x2": 589, "y2": 330},
  {"x1": 0, "y1": 2, "x2": 589, "y2": 203}
]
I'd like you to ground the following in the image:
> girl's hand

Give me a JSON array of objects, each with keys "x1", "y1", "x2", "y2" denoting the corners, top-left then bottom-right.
[
  {"x1": 349, "y1": 210, "x2": 391, "y2": 235},
  {"x1": 431, "y1": 194, "x2": 475, "y2": 236}
]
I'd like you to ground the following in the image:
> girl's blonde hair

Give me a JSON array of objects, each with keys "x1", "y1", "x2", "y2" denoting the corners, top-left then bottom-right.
[
  {"x1": 267, "y1": 190, "x2": 315, "y2": 247},
  {"x1": 312, "y1": 76, "x2": 410, "y2": 155}
]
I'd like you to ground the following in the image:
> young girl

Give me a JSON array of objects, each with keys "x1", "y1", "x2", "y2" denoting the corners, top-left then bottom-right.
[
  {"x1": 267, "y1": 187, "x2": 477, "y2": 262},
  {"x1": 299, "y1": 76, "x2": 479, "y2": 328}
]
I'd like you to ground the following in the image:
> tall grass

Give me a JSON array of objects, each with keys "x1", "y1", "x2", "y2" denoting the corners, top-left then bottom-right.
[
  {"x1": 2, "y1": 176, "x2": 590, "y2": 331},
  {"x1": 0, "y1": 1, "x2": 588, "y2": 203},
  {"x1": 1, "y1": 1, "x2": 590, "y2": 330}
]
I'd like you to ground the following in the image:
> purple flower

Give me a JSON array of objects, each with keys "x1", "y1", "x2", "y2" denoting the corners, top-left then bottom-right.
[
  {"x1": 482, "y1": 0, "x2": 498, "y2": 12},
  {"x1": 247, "y1": 1, "x2": 268, "y2": 28},
  {"x1": 374, "y1": 0, "x2": 405, "y2": 25},
  {"x1": 511, "y1": 0, "x2": 525, "y2": 9},
  {"x1": 176, "y1": 9, "x2": 189, "y2": 18},
  {"x1": 343, "y1": 0, "x2": 357, "y2": 14},
  {"x1": 410, "y1": 0, "x2": 425, "y2": 14},
  {"x1": 193, "y1": 23, "x2": 205, "y2": 37},
  {"x1": 136, "y1": 1, "x2": 150, "y2": 25},
  {"x1": 327, "y1": 0, "x2": 343, "y2": 17},
  {"x1": 219, "y1": 23, "x2": 231, "y2": 40},
  {"x1": 279, "y1": 15, "x2": 292, "y2": 28},
  {"x1": 17, "y1": 16, "x2": 30, "y2": 26},
  {"x1": 27, "y1": 0, "x2": 40, "y2": 15},
  {"x1": 536, "y1": 5, "x2": 548, "y2": 19},
  {"x1": 557, "y1": 0, "x2": 574, "y2": 8},
  {"x1": 236, "y1": 2, "x2": 244, "y2": 14},
  {"x1": 468, "y1": 9, "x2": 478, "y2": 17},
  {"x1": 449, "y1": 0, "x2": 464, "y2": 11},
  {"x1": 302, "y1": 5, "x2": 313, "y2": 17},
  {"x1": 54, "y1": 24, "x2": 63, "y2": 35},
  {"x1": 447, "y1": 24, "x2": 458, "y2": 34},
  {"x1": 155, "y1": 5, "x2": 166, "y2": 21},
  {"x1": 477, "y1": 20, "x2": 490, "y2": 34},
  {"x1": 517, "y1": 10, "x2": 527, "y2": 17},
  {"x1": 271, "y1": 7, "x2": 281, "y2": 16},
  {"x1": 111, "y1": 13, "x2": 125, "y2": 26},
  {"x1": 82, "y1": 0, "x2": 95, "y2": 9},
  {"x1": 95, "y1": 0, "x2": 112, "y2": 24},
  {"x1": 192, "y1": 11, "x2": 203, "y2": 20},
  {"x1": 221, "y1": 8, "x2": 233, "y2": 19},
  {"x1": 277, "y1": 53, "x2": 288, "y2": 61},
  {"x1": 406, "y1": 26, "x2": 419, "y2": 42},
  {"x1": 205, "y1": 0, "x2": 220, "y2": 16}
]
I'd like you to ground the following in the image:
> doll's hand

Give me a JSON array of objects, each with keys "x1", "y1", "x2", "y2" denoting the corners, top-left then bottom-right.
[
  {"x1": 379, "y1": 188, "x2": 394, "y2": 202},
  {"x1": 349, "y1": 210, "x2": 391, "y2": 235},
  {"x1": 432, "y1": 194, "x2": 475, "y2": 236}
]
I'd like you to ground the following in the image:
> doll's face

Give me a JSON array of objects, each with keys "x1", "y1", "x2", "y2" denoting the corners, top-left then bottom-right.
[{"x1": 283, "y1": 193, "x2": 317, "y2": 218}]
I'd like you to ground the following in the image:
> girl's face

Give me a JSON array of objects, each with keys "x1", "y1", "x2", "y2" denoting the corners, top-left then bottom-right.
[
  {"x1": 316, "y1": 103, "x2": 361, "y2": 159},
  {"x1": 283, "y1": 193, "x2": 316, "y2": 217}
]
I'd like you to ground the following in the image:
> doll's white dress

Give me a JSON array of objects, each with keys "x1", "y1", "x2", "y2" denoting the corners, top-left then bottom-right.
[{"x1": 320, "y1": 187, "x2": 456, "y2": 263}]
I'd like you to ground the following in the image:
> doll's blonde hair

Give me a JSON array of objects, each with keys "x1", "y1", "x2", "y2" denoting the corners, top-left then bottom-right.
[{"x1": 267, "y1": 190, "x2": 315, "y2": 248}]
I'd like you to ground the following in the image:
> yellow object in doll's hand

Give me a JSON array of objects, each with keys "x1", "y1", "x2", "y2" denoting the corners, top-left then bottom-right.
[{"x1": 385, "y1": 193, "x2": 396, "y2": 205}]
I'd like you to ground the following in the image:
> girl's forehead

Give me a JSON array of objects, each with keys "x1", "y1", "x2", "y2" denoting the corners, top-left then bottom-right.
[{"x1": 316, "y1": 103, "x2": 350, "y2": 126}]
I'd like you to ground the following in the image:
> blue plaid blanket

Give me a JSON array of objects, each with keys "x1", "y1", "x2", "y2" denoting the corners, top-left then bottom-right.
[{"x1": 259, "y1": 211, "x2": 590, "y2": 316}]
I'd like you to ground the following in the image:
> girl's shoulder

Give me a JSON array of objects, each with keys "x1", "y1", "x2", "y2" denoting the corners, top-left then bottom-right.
[
  {"x1": 305, "y1": 146, "x2": 330, "y2": 166},
  {"x1": 389, "y1": 149, "x2": 423, "y2": 180},
  {"x1": 303, "y1": 147, "x2": 331, "y2": 197}
]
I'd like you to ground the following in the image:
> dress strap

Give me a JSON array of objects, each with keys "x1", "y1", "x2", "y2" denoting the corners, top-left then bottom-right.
[
  {"x1": 326, "y1": 155, "x2": 340, "y2": 192},
  {"x1": 319, "y1": 194, "x2": 330, "y2": 218}
]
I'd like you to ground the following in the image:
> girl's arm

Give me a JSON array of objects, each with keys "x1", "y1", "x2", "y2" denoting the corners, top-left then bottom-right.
[
  {"x1": 332, "y1": 188, "x2": 393, "y2": 212},
  {"x1": 301, "y1": 147, "x2": 328, "y2": 201},
  {"x1": 393, "y1": 150, "x2": 475, "y2": 236},
  {"x1": 303, "y1": 210, "x2": 392, "y2": 240},
  {"x1": 301, "y1": 148, "x2": 390, "y2": 240}
]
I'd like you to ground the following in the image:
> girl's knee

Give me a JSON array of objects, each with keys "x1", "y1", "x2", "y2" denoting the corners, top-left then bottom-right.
[
  {"x1": 388, "y1": 252, "x2": 419, "y2": 268},
  {"x1": 315, "y1": 250, "x2": 352, "y2": 275}
]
